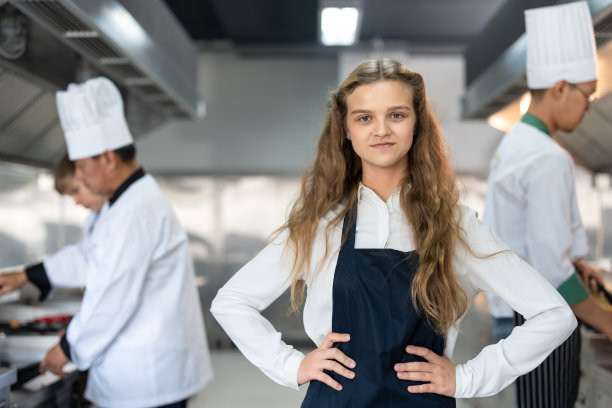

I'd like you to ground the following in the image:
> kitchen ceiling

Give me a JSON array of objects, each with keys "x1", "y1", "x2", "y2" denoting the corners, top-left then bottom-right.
[
  {"x1": 163, "y1": 0, "x2": 505, "y2": 52},
  {"x1": 0, "y1": 0, "x2": 506, "y2": 169}
]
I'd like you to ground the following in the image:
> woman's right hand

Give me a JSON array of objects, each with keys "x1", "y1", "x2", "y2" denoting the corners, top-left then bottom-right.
[{"x1": 297, "y1": 332, "x2": 356, "y2": 391}]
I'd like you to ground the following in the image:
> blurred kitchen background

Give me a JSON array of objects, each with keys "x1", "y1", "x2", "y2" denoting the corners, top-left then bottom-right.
[{"x1": 3, "y1": 0, "x2": 612, "y2": 407}]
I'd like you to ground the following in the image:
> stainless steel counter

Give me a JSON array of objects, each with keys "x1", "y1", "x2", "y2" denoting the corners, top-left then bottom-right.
[{"x1": 0, "y1": 367, "x2": 16, "y2": 408}]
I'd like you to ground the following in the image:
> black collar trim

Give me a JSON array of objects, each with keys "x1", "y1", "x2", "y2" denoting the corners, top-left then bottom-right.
[{"x1": 109, "y1": 167, "x2": 146, "y2": 206}]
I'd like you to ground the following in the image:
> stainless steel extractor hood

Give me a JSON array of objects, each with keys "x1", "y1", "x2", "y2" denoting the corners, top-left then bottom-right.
[
  {"x1": 0, "y1": 0, "x2": 203, "y2": 168},
  {"x1": 462, "y1": 0, "x2": 612, "y2": 173}
]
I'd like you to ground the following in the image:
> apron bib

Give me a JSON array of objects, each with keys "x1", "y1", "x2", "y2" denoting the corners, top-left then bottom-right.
[{"x1": 302, "y1": 210, "x2": 455, "y2": 407}]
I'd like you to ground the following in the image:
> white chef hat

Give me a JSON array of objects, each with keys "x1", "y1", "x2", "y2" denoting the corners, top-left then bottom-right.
[
  {"x1": 56, "y1": 77, "x2": 133, "y2": 160},
  {"x1": 525, "y1": 1, "x2": 598, "y2": 89}
]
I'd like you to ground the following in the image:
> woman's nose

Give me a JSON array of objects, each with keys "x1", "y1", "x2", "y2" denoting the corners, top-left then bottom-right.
[{"x1": 373, "y1": 119, "x2": 390, "y2": 137}]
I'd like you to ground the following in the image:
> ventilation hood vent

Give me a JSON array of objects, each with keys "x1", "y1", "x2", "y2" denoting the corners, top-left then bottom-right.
[
  {"x1": 0, "y1": 0, "x2": 202, "y2": 168},
  {"x1": 10, "y1": 0, "x2": 203, "y2": 118}
]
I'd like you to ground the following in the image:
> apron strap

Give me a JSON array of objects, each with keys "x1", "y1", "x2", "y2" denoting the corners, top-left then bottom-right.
[{"x1": 340, "y1": 204, "x2": 358, "y2": 252}]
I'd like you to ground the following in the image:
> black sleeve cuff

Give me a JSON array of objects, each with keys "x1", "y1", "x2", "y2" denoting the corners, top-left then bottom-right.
[
  {"x1": 25, "y1": 262, "x2": 52, "y2": 301},
  {"x1": 59, "y1": 334, "x2": 72, "y2": 361}
]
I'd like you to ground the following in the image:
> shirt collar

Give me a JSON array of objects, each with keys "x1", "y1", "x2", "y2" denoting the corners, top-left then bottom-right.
[
  {"x1": 108, "y1": 167, "x2": 146, "y2": 206},
  {"x1": 521, "y1": 113, "x2": 551, "y2": 137},
  {"x1": 358, "y1": 182, "x2": 402, "y2": 210}
]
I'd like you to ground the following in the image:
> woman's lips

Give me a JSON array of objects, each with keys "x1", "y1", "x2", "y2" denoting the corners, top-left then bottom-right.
[{"x1": 371, "y1": 142, "x2": 394, "y2": 149}]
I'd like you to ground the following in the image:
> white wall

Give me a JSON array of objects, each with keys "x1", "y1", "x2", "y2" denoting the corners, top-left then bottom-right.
[
  {"x1": 138, "y1": 49, "x2": 502, "y2": 177},
  {"x1": 137, "y1": 51, "x2": 337, "y2": 175}
]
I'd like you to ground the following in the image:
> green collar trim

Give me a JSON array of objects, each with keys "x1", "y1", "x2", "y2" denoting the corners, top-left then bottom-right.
[{"x1": 521, "y1": 113, "x2": 551, "y2": 137}]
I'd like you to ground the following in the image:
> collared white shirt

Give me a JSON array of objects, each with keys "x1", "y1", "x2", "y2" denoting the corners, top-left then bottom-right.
[
  {"x1": 483, "y1": 121, "x2": 588, "y2": 318},
  {"x1": 355, "y1": 185, "x2": 413, "y2": 250},
  {"x1": 212, "y1": 183, "x2": 576, "y2": 398}
]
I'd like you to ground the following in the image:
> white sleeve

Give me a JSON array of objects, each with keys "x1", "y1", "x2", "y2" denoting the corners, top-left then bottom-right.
[
  {"x1": 210, "y1": 230, "x2": 305, "y2": 389},
  {"x1": 568, "y1": 170, "x2": 589, "y2": 261},
  {"x1": 453, "y1": 209, "x2": 576, "y2": 398},
  {"x1": 66, "y1": 211, "x2": 157, "y2": 370},
  {"x1": 524, "y1": 154, "x2": 577, "y2": 288},
  {"x1": 43, "y1": 241, "x2": 88, "y2": 288},
  {"x1": 43, "y1": 212, "x2": 98, "y2": 288}
]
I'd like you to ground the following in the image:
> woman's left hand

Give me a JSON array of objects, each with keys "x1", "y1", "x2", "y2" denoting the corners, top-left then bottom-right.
[{"x1": 394, "y1": 345, "x2": 456, "y2": 397}]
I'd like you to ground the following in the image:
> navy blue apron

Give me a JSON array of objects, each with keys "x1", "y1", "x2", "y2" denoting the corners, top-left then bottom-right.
[{"x1": 302, "y1": 210, "x2": 455, "y2": 407}]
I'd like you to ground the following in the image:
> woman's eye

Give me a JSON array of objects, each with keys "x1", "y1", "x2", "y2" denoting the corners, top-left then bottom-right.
[
  {"x1": 390, "y1": 113, "x2": 404, "y2": 119},
  {"x1": 358, "y1": 115, "x2": 371, "y2": 122}
]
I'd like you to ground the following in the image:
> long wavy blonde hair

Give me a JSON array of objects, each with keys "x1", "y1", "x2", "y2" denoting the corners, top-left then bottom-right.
[{"x1": 281, "y1": 58, "x2": 468, "y2": 334}]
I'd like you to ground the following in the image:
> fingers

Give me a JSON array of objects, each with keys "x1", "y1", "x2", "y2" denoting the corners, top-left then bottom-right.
[
  {"x1": 54, "y1": 366, "x2": 68, "y2": 378},
  {"x1": 320, "y1": 332, "x2": 350, "y2": 349},
  {"x1": 397, "y1": 370, "x2": 433, "y2": 382},
  {"x1": 0, "y1": 278, "x2": 8, "y2": 295},
  {"x1": 322, "y1": 359, "x2": 355, "y2": 380},
  {"x1": 297, "y1": 334, "x2": 355, "y2": 390},
  {"x1": 399, "y1": 345, "x2": 456, "y2": 397},
  {"x1": 321, "y1": 347, "x2": 355, "y2": 370},
  {"x1": 394, "y1": 361, "x2": 432, "y2": 373},
  {"x1": 39, "y1": 359, "x2": 47, "y2": 374},
  {"x1": 395, "y1": 360, "x2": 435, "y2": 383},
  {"x1": 315, "y1": 371, "x2": 344, "y2": 391},
  {"x1": 404, "y1": 345, "x2": 441, "y2": 363},
  {"x1": 408, "y1": 383, "x2": 435, "y2": 393},
  {"x1": 0, "y1": 272, "x2": 26, "y2": 295}
]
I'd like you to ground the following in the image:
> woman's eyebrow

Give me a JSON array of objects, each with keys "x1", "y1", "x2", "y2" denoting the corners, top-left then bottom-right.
[
  {"x1": 387, "y1": 105, "x2": 412, "y2": 111},
  {"x1": 349, "y1": 105, "x2": 412, "y2": 115},
  {"x1": 349, "y1": 108, "x2": 372, "y2": 115}
]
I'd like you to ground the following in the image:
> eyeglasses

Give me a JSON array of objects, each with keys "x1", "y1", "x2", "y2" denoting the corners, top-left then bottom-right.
[{"x1": 569, "y1": 83, "x2": 598, "y2": 104}]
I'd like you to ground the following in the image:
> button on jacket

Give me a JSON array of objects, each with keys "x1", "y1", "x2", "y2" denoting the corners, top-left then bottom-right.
[
  {"x1": 211, "y1": 185, "x2": 576, "y2": 399},
  {"x1": 43, "y1": 174, "x2": 213, "y2": 407}
]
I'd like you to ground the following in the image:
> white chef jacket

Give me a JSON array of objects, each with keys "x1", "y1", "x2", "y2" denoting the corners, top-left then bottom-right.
[
  {"x1": 211, "y1": 184, "x2": 576, "y2": 399},
  {"x1": 44, "y1": 174, "x2": 213, "y2": 407},
  {"x1": 43, "y1": 211, "x2": 100, "y2": 289},
  {"x1": 483, "y1": 121, "x2": 589, "y2": 318}
]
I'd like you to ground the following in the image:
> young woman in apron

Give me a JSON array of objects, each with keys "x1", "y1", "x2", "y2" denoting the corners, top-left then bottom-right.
[{"x1": 211, "y1": 58, "x2": 577, "y2": 406}]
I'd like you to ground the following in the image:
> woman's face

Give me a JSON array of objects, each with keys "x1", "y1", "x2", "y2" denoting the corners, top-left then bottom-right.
[
  {"x1": 345, "y1": 80, "x2": 416, "y2": 178},
  {"x1": 64, "y1": 176, "x2": 106, "y2": 211}
]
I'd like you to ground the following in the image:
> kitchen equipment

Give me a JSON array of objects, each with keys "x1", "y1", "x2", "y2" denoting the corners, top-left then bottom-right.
[
  {"x1": 1, "y1": 314, "x2": 71, "y2": 334},
  {"x1": 0, "y1": 335, "x2": 59, "y2": 363}
]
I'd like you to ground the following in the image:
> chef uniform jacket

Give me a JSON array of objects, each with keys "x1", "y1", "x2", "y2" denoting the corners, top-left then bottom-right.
[
  {"x1": 26, "y1": 168, "x2": 213, "y2": 407},
  {"x1": 211, "y1": 184, "x2": 577, "y2": 398},
  {"x1": 483, "y1": 115, "x2": 590, "y2": 319},
  {"x1": 30, "y1": 211, "x2": 100, "y2": 295}
]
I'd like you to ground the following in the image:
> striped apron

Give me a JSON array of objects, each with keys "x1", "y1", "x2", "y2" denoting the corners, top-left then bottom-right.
[{"x1": 513, "y1": 313, "x2": 581, "y2": 408}]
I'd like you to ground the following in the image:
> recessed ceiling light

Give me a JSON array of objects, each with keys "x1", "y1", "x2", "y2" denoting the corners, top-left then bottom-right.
[{"x1": 319, "y1": 1, "x2": 362, "y2": 46}]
